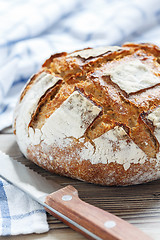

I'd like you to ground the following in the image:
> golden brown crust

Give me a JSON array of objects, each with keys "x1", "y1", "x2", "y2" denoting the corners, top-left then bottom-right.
[
  {"x1": 27, "y1": 142, "x2": 158, "y2": 186},
  {"x1": 14, "y1": 43, "x2": 160, "y2": 185}
]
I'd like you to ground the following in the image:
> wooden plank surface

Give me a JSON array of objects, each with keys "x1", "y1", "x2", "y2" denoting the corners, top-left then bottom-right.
[{"x1": 0, "y1": 133, "x2": 160, "y2": 240}]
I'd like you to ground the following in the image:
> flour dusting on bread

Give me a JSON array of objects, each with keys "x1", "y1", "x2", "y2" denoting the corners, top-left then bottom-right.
[{"x1": 14, "y1": 43, "x2": 160, "y2": 185}]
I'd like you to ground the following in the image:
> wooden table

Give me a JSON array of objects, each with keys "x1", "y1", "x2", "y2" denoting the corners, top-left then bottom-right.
[{"x1": 1, "y1": 128, "x2": 160, "y2": 240}]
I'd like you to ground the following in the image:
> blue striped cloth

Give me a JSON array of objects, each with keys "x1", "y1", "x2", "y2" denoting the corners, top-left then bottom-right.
[
  {"x1": 0, "y1": 0, "x2": 160, "y2": 236},
  {"x1": 0, "y1": 177, "x2": 48, "y2": 236}
]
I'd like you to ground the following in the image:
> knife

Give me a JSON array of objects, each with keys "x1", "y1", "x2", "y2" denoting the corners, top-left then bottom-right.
[{"x1": 0, "y1": 150, "x2": 152, "y2": 240}]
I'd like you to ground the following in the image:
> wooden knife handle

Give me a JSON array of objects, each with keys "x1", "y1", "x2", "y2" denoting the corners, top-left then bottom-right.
[{"x1": 45, "y1": 185, "x2": 152, "y2": 240}]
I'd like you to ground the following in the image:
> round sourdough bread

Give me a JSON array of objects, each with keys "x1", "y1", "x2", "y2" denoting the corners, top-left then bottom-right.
[{"x1": 13, "y1": 43, "x2": 160, "y2": 185}]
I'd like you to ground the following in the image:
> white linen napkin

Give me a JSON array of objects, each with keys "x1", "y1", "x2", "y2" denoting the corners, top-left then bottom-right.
[{"x1": 0, "y1": 176, "x2": 49, "y2": 236}]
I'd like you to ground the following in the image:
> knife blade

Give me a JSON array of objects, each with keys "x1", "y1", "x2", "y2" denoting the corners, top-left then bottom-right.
[{"x1": 0, "y1": 150, "x2": 152, "y2": 240}]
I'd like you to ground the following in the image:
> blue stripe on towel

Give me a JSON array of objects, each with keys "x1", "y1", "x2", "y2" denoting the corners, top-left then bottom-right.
[
  {"x1": 0, "y1": 180, "x2": 11, "y2": 236},
  {"x1": 11, "y1": 209, "x2": 46, "y2": 220},
  {"x1": 0, "y1": 105, "x2": 8, "y2": 114}
]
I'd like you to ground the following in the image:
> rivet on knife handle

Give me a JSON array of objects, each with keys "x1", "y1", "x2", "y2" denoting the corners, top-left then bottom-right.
[{"x1": 45, "y1": 185, "x2": 152, "y2": 240}]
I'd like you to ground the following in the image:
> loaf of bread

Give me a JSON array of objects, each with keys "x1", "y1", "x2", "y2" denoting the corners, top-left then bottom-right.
[{"x1": 13, "y1": 43, "x2": 160, "y2": 185}]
